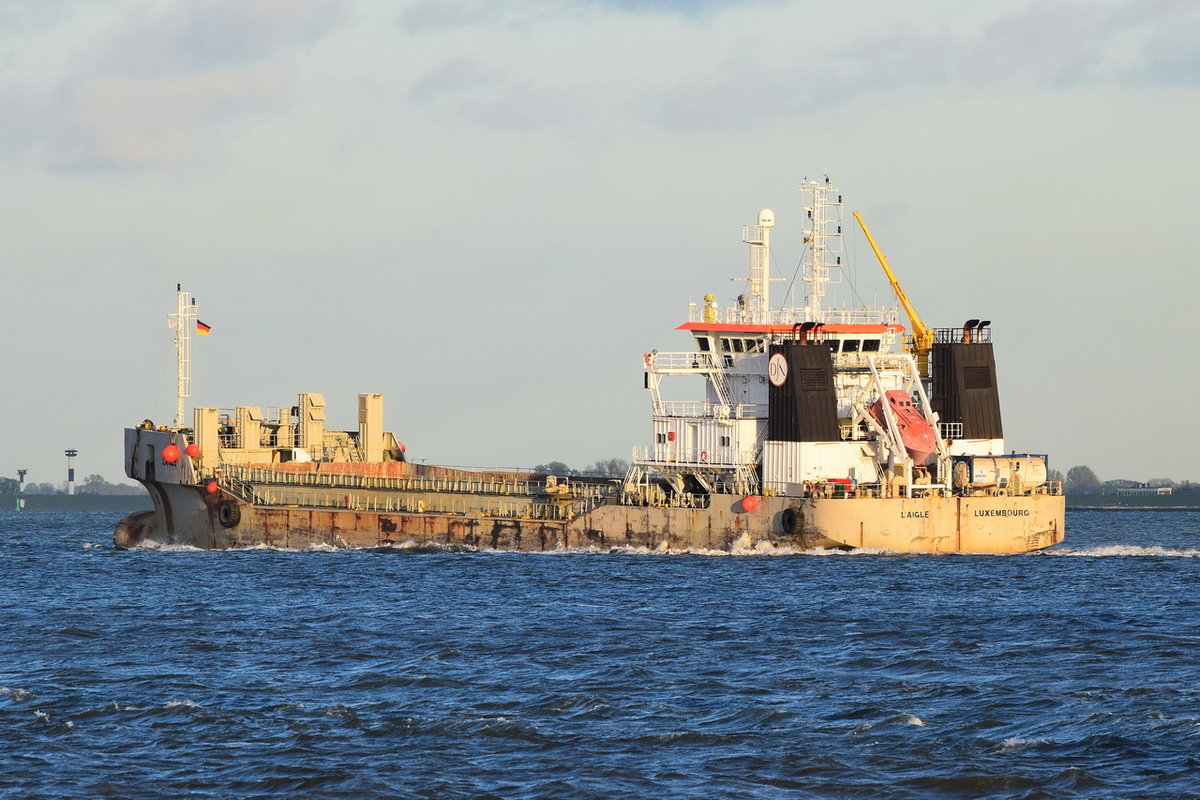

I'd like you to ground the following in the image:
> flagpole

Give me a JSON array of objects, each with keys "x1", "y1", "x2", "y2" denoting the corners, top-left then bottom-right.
[{"x1": 169, "y1": 284, "x2": 197, "y2": 430}]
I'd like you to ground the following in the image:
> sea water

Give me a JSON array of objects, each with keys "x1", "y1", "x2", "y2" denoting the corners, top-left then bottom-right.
[{"x1": 1, "y1": 509, "x2": 1198, "y2": 799}]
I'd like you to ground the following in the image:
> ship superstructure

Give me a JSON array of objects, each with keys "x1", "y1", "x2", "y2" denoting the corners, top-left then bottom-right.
[{"x1": 626, "y1": 175, "x2": 1008, "y2": 508}]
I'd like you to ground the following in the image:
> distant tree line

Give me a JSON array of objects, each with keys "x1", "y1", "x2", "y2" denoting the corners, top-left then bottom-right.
[
  {"x1": 532, "y1": 459, "x2": 630, "y2": 478},
  {"x1": 1, "y1": 474, "x2": 144, "y2": 496},
  {"x1": 1059, "y1": 465, "x2": 1199, "y2": 496}
]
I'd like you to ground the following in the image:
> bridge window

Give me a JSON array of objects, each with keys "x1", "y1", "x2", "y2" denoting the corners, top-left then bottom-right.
[
  {"x1": 862, "y1": 339, "x2": 881, "y2": 352},
  {"x1": 842, "y1": 339, "x2": 860, "y2": 352},
  {"x1": 696, "y1": 336, "x2": 712, "y2": 352},
  {"x1": 732, "y1": 338, "x2": 745, "y2": 353}
]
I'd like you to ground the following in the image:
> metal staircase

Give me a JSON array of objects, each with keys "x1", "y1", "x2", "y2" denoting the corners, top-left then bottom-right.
[{"x1": 704, "y1": 353, "x2": 733, "y2": 407}]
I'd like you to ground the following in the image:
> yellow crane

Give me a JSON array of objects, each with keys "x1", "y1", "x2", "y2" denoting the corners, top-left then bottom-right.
[{"x1": 852, "y1": 210, "x2": 934, "y2": 373}]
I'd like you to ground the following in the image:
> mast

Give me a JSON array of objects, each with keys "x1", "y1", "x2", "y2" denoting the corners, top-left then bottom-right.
[
  {"x1": 800, "y1": 174, "x2": 844, "y2": 322},
  {"x1": 169, "y1": 284, "x2": 197, "y2": 429},
  {"x1": 742, "y1": 209, "x2": 775, "y2": 323}
]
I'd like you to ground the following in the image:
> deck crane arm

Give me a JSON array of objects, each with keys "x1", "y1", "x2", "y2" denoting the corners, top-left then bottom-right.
[{"x1": 852, "y1": 211, "x2": 934, "y2": 356}]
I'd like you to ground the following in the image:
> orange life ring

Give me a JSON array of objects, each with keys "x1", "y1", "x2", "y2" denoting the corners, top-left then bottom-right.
[
  {"x1": 700, "y1": 450, "x2": 708, "y2": 462},
  {"x1": 643, "y1": 353, "x2": 652, "y2": 367}
]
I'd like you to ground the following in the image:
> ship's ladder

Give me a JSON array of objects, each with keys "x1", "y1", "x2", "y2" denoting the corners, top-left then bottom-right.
[
  {"x1": 733, "y1": 464, "x2": 760, "y2": 495},
  {"x1": 704, "y1": 354, "x2": 734, "y2": 407},
  {"x1": 621, "y1": 463, "x2": 647, "y2": 496}
]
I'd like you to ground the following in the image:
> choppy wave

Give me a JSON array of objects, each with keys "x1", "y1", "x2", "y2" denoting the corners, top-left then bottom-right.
[{"x1": 3, "y1": 508, "x2": 1200, "y2": 799}]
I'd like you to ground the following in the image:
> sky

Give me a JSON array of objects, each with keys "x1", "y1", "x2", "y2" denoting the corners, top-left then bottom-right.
[{"x1": 1, "y1": 0, "x2": 1198, "y2": 488}]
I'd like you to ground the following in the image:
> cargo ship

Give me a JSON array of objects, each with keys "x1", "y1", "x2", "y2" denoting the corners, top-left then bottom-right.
[{"x1": 115, "y1": 176, "x2": 1064, "y2": 553}]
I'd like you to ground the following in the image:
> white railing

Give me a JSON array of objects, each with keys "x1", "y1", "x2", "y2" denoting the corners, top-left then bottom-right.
[
  {"x1": 832, "y1": 349, "x2": 902, "y2": 368},
  {"x1": 839, "y1": 424, "x2": 872, "y2": 441},
  {"x1": 632, "y1": 446, "x2": 758, "y2": 467},
  {"x1": 656, "y1": 401, "x2": 766, "y2": 419},
  {"x1": 820, "y1": 307, "x2": 901, "y2": 325},
  {"x1": 644, "y1": 351, "x2": 720, "y2": 371},
  {"x1": 939, "y1": 422, "x2": 964, "y2": 439},
  {"x1": 686, "y1": 304, "x2": 900, "y2": 326}
]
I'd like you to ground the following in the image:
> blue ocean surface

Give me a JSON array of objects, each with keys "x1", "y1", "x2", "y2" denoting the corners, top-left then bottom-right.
[{"x1": 2, "y1": 510, "x2": 1199, "y2": 799}]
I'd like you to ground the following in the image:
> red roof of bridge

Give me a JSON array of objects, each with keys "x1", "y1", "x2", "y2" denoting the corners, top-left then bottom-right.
[{"x1": 676, "y1": 322, "x2": 905, "y2": 334}]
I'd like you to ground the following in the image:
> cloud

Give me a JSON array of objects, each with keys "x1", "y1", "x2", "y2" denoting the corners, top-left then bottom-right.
[
  {"x1": 646, "y1": 69, "x2": 784, "y2": 133},
  {"x1": 0, "y1": 0, "x2": 347, "y2": 172},
  {"x1": 0, "y1": 0, "x2": 88, "y2": 38},
  {"x1": 397, "y1": 0, "x2": 1200, "y2": 141},
  {"x1": 962, "y1": 2, "x2": 1138, "y2": 86},
  {"x1": 470, "y1": 83, "x2": 586, "y2": 130},
  {"x1": 45, "y1": 64, "x2": 289, "y2": 172},
  {"x1": 644, "y1": 0, "x2": 1200, "y2": 134},
  {"x1": 867, "y1": 1, "x2": 1200, "y2": 90},
  {"x1": 398, "y1": 0, "x2": 775, "y2": 32},
  {"x1": 408, "y1": 57, "x2": 588, "y2": 131},
  {"x1": 398, "y1": 0, "x2": 505, "y2": 33},
  {"x1": 101, "y1": 0, "x2": 348, "y2": 75},
  {"x1": 1135, "y1": 0, "x2": 1200, "y2": 85},
  {"x1": 581, "y1": 0, "x2": 775, "y2": 16},
  {"x1": 408, "y1": 57, "x2": 500, "y2": 105}
]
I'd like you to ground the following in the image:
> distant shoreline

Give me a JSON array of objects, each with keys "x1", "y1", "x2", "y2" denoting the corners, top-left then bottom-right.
[
  {"x1": 1, "y1": 494, "x2": 151, "y2": 512},
  {"x1": 1067, "y1": 504, "x2": 1200, "y2": 511}
]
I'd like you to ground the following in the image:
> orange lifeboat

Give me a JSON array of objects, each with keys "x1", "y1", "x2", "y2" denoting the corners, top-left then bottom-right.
[{"x1": 869, "y1": 390, "x2": 938, "y2": 465}]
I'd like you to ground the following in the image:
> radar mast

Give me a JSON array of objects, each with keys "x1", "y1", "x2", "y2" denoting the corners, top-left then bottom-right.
[{"x1": 800, "y1": 175, "x2": 844, "y2": 322}]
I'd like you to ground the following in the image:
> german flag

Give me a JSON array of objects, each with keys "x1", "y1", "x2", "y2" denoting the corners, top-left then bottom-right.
[{"x1": 196, "y1": 320, "x2": 212, "y2": 335}]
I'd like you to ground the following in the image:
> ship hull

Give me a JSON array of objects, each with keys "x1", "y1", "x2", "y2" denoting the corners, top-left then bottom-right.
[
  {"x1": 115, "y1": 479, "x2": 1064, "y2": 554},
  {"x1": 124, "y1": 180, "x2": 1069, "y2": 556}
]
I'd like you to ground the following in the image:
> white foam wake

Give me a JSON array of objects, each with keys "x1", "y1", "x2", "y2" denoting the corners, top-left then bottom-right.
[
  {"x1": 132, "y1": 540, "x2": 206, "y2": 552},
  {"x1": 1044, "y1": 545, "x2": 1200, "y2": 557}
]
